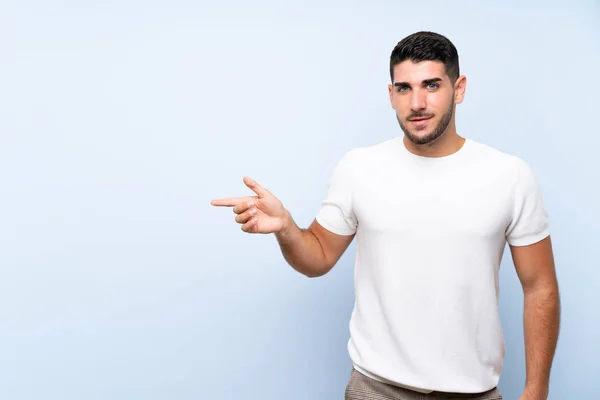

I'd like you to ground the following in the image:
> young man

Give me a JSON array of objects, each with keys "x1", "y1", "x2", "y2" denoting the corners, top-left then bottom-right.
[{"x1": 211, "y1": 31, "x2": 560, "y2": 400}]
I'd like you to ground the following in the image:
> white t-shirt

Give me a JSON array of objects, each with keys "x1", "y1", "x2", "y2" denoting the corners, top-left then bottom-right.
[{"x1": 316, "y1": 136, "x2": 550, "y2": 393}]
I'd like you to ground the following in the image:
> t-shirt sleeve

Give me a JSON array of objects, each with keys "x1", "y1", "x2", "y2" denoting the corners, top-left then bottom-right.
[
  {"x1": 315, "y1": 150, "x2": 358, "y2": 236},
  {"x1": 505, "y1": 157, "x2": 550, "y2": 246}
]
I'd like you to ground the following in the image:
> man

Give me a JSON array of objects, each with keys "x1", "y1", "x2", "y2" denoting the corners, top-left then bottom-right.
[{"x1": 211, "y1": 31, "x2": 560, "y2": 400}]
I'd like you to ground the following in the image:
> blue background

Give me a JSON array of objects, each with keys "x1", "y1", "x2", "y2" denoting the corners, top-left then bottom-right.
[{"x1": 1, "y1": 1, "x2": 598, "y2": 398}]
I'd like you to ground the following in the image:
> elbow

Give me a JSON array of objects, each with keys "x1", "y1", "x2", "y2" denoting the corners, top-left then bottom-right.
[
  {"x1": 523, "y1": 277, "x2": 559, "y2": 296},
  {"x1": 303, "y1": 263, "x2": 334, "y2": 278},
  {"x1": 304, "y1": 271, "x2": 323, "y2": 278},
  {"x1": 303, "y1": 269, "x2": 327, "y2": 278},
  {"x1": 523, "y1": 282, "x2": 560, "y2": 306}
]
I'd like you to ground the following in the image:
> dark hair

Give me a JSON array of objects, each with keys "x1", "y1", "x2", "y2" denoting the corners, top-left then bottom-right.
[{"x1": 389, "y1": 31, "x2": 460, "y2": 83}]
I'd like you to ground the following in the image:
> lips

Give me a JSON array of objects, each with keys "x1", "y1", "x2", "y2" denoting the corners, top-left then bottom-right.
[{"x1": 409, "y1": 116, "x2": 432, "y2": 127}]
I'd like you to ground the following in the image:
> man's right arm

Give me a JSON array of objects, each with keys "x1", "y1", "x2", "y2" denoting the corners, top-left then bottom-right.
[
  {"x1": 275, "y1": 210, "x2": 355, "y2": 278},
  {"x1": 211, "y1": 176, "x2": 355, "y2": 277}
]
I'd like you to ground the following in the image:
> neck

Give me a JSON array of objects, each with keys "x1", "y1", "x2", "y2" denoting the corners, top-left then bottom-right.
[{"x1": 403, "y1": 129, "x2": 465, "y2": 158}]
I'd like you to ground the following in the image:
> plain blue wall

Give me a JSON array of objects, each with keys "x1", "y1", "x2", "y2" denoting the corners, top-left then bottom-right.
[{"x1": 1, "y1": 1, "x2": 598, "y2": 399}]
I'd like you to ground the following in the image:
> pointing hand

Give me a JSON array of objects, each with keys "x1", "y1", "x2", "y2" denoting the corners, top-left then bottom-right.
[{"x1": 211, "y1": 177, "x2": 287, "y2": 234}]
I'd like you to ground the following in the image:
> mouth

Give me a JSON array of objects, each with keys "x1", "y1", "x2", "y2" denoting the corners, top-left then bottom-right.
[{"x1": 408, "y1": 116, "x2": 433, "y2": 127}]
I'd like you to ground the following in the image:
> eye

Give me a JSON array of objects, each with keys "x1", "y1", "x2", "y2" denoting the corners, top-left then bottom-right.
[
  {"x1": 427, "y1": 83, "x2": 439, "y2": 90},
  {"x1": 396, "y1": 86, "x2": 409, "y2": 92}
]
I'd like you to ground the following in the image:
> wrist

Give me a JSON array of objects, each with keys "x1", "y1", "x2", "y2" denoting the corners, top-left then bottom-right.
[
  {"x1": 522, "y1": 384, "x2": 549, "y2": 399},
  {"x1": 277, "y1": 209, "x2": 293, "y2": 236}
]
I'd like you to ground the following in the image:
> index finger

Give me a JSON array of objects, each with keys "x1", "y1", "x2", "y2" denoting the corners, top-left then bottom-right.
[{"x1": 210, "y1": 196, "x2": 255, "y2": 207}]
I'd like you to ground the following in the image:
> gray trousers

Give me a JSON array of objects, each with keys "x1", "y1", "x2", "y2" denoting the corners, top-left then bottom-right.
[{"x1": 345, "y1": 368, "x2": 502, "y2": 400}]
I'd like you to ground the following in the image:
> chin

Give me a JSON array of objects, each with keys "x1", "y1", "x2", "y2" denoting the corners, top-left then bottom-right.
[
  {"x1": 406, "y1": 131, "x2": 443, "y2": 145},
  {"x1": 407, "y1": 130, "x2": 431, "y2": 140}
]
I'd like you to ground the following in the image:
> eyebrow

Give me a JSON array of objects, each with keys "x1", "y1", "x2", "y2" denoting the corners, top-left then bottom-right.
[{"x1": 394, "y1": 77, "x2": 443, "y2": 87}]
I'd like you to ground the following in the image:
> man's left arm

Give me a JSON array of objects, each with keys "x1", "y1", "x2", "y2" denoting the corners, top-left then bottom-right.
[{"x1": 510, "y1": 235, "x2": 561, "y2": 400}]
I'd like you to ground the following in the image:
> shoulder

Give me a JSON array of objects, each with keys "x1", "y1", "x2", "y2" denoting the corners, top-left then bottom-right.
[
  {"x1": 338, "y1": 137, "x2": 398, "y2": 166},
  {"x1": 471, "y1": 140, "x2": 536, "y2": 190},
  {"x1": 467, "y1": 139, "x2": 533, "y2": 177}
]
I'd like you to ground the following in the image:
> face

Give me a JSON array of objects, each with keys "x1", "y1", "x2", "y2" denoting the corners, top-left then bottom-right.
[{"x1": 388, "y1": 60, "x2": 466, "y2": 145}]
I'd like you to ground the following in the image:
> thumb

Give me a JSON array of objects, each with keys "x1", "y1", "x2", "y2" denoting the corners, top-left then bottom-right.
[{"x1": 243, "y1": 176, "x2": 268, "y2": 198}]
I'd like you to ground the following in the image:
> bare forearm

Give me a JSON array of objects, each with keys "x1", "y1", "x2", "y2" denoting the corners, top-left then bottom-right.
[
  {"x1": 522, "y1": 285, "x2": 561, "y2": 398},
  {"x1": 275, "y1": 210, "x2": 328, "y2": 277}
]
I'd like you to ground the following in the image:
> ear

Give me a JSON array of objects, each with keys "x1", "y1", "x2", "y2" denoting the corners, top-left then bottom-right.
[
  {"x1": 454, "y1": 75, "x2": 467, "y2": 104},
  {"x1": 388, "y1": 84, "x2": 394, "y2": 106}
]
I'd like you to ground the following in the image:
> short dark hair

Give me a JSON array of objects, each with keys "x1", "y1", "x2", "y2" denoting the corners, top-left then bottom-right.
[{"x1": 389, "y1": 31, "x2": 460, "y2": 83}]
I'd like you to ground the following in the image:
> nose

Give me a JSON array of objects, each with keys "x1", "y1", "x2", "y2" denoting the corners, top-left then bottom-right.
[{"x1": 410, "y1": 90, "x2": 427, "y2": 112}]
